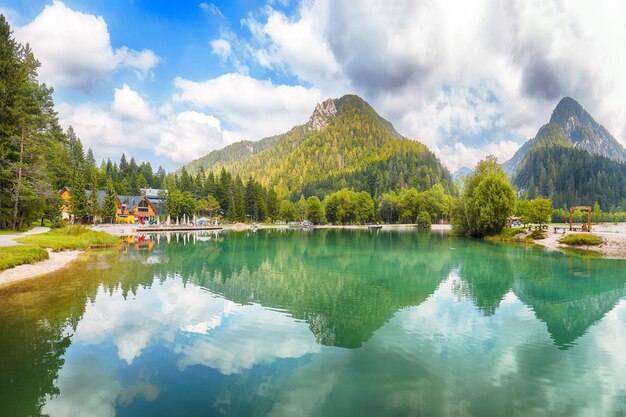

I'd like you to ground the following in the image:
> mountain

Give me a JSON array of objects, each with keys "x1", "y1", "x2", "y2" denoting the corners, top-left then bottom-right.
[
  {"x1": 184, "y1": 95, "x2": 453, "y2": 199},
  {"x1": 504, "y1": 97, "x2": 626, "y2": 174},
  {"x1": 452, "y1": 167, "x2": 472, "y2": 182},
  {"x1": 507, "y1": 97, "x2": 626, "y2": 210}
]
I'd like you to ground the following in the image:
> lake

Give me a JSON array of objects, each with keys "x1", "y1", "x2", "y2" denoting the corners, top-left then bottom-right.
[{"x1": 0, "y1": 229, "x2": 625, "y2": 417}]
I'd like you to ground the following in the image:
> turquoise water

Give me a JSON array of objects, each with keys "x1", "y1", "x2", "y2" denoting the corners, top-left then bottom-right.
[{"x1": 0, "y1": 229, "x2": 625, "y2": 417}]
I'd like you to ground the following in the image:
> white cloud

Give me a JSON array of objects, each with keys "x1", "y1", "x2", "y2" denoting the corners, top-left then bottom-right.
[
  {"x1": 238, "y1": 0, "x2": 626, "y2": 164},
  {"x1": 437, "y1": 140, "x2": 520, "y2": 173},
  {"x1": 155, "y1": 111, "x2": 228, "y2": 164},
  {"x1": 42, "y1": 356, "x2": 122, "y2": 417},
  {"x1": 244, "y1": 3, "x2": 343, "y2": 89},
  {"x1": 15, "y1": 1, "x2": 159, "y2": 90},
  {"x1": 69, "y1": 278, "x2": 319, "y2": 377},
  {"x1": 176, "y1": 304, "x2": 320, "y2": 375},
  {"x1": 173, "y1": 73, "x2": 323, "y2": 141},
  {"x1": 58, "y1": 86, "x2": 228, "y2": 166},
  {"x1": 199, "y1": 2, "x2": 223, "y2": 18},
  {"x1": 114, "y1": 47, "x2": 160, "y2": 80},
  {"x1": 210, "y1": 38, "x2": 231, "y2": 59},
  {"x1": 112, "y1": 84, "x2": 153, "y2": 122}
]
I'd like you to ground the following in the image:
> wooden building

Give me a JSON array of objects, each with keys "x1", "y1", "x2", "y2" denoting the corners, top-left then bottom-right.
[
  {"x1": 59, "y1": 187, "x2": 157, "y2": 224},
  {"x1": 117, "y1": 195, "x2": 158, "y2": 224}
]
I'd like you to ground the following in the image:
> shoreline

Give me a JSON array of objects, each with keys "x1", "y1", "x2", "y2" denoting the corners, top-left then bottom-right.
[
  {"x1": 532, "y1": 228, "x2": 626, "y2": 259},
  {"x1": 92, "y1": 222, "x2": 452, "y2": 236},
  {"x1": 93, "y1": 222, "x2": 626, "y2": 258},
  {"x1": 2, "y1": 222, "x2": 625, "y2": 288},
  {"x1": 0, "y1": 249, "x2": 83, "y2": 287}
]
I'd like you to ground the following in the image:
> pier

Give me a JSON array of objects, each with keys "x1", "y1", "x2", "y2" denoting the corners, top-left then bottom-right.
[{"x1": 135, "y1": 225, "x2": 223, "y2": 232}]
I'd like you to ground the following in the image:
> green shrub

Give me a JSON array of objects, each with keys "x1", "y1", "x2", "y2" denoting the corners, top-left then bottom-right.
[
  {"x1": 51, "y1": 219, "x2": 66, "y2": 229},
  {"x1": 415, "y1": 211, "x2": 432, "y2": 230},
  {"x1": 529, "y1": 229, "x2": 546, "y2": 240},
  {"x1": 559, "y1": 233, "x2": 603, "y2": 246},
  {"x1": 0, "y1": 245, "x2": 49, "y2": 271},
  {"x1": 485, "y1": 227, "x2": 534, "y2": 244}
]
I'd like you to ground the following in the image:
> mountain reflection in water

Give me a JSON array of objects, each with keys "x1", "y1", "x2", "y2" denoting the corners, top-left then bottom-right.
[{"x1": 0, "y1": 229, "x2": 624, "y2": 417}]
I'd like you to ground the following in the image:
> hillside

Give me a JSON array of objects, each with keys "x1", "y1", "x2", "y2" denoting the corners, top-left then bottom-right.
[
  {"x1": 184, "y1": 134, "x2": 284, "y2": 175},
  {"x1": 184, "y1": 95, "x2": 453, "y2": 199},
  {"x1": 508, "y1": 97, "x2": 626, "y2": 210}
]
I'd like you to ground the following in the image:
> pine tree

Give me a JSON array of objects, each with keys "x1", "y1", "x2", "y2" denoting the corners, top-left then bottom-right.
[
  {"x1": 266, "y1": 187, "x2": 280, "y2": 220},
  {"x1": 103, "y1": 178, "x2": 118, "y2": 223},
  {"x1": 0, "y1": 16, "x2": 60, "y2": 229},
  {"x1": 296, "y1": 194, "x2": 307, "y2": 222},
  {"x1": 70, "y1": 172, "x2": 88, "y2": 222},
  {"x1": 179, "y1": 166, "x2": 193, "y2": 193}
]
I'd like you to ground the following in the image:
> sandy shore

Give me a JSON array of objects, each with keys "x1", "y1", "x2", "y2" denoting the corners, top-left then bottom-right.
[
  {"x1": 530, "y1": 223, "x2": 626, "y2": 258},
  {"x1": 0, "y1": 249, "x2": 83, "y2": 287}
]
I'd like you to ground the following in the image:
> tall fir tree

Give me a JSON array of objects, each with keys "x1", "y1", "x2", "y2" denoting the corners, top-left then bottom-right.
[
  {"x1": 70, "y1": 172, "x2": 88, "y2": 222},
  {"x1": 0, "y1": 16, "x2": 61, "y2": 229},
  {"x1": 103, "y1": 178, "x2": 118, "y2": 223}
]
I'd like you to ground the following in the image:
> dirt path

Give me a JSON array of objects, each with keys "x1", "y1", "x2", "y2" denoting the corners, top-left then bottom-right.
[{"x1": 0, "y1": 226, "x2": 50, "y2": 247}]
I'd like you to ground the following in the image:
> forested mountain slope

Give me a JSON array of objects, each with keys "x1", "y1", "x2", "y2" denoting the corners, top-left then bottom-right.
[
  {"x1": 184, "y1": 95, "x2": 453, "y2": 199},
  {"x1": 507, "y1": 97, "x2": 626, "y2": 210}
]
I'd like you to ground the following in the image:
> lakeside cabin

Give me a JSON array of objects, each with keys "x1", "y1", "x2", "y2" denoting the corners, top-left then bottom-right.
[{"x1": 59, "y1": 187, "x2": 161, "y2": 224}]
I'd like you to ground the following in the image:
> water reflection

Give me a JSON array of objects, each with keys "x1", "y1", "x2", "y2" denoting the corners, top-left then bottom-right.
[{"x1": 0, "y1": 229, "x2": 624, "y2": 417}]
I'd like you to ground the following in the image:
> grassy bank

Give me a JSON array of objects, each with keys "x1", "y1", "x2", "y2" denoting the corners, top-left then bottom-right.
[
  {"x1": 559, "y1": 233, "x2": 603, "y2": 246},
  {"x1": 485, "y1": 227, "x2": 535, "y2": 244},
  {"x1": 0, "y1": 246, "x2": 49, "y2": 270},
  {"x1": 17, "y1": 226, "x2": 120, "y2": 251}
]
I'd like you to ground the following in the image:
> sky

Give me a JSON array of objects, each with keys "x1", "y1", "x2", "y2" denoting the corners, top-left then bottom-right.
[{"x1": 2, "y1": 0, "x2": 626, "y2": 172}]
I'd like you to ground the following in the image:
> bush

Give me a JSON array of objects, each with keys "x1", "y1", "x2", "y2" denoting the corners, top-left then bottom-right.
[
  {"x1": 529, "y1": 229, "x2": 546, "y2": 240},
  {"x1": 51, "y1": 218, "x2": 66, "y2": 229},
  {"x1": 415, "y1": 211, "x2": 432, "y2": 230},
  {"x1": 559, "y1": 233, "x2": 603, "y2": 246},
  {"x1": 484, "y1": 227, "x2": 534, "y2": 244}
]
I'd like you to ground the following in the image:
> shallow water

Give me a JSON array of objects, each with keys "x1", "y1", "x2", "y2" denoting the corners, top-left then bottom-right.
[{"x1": 0, "y1": 229, "x2": 624, "y2": 417}]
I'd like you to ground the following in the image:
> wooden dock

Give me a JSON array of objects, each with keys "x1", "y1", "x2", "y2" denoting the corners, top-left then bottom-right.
[{"x1": 135, "y1": 225, "x2": 223, "y2": 232}]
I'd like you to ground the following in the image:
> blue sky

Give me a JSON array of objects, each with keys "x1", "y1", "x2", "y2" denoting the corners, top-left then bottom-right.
[{"x1": 2, "y1": 0, "x2": 626, "y2": 172}]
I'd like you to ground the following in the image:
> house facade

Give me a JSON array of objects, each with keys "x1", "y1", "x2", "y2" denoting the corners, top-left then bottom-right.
[
  {"x1": 117, "y1": 195, "x2": 158, "y2": 224},
  {"x1": 59, "y1": 187, "x2": 158, "y2": 224}
]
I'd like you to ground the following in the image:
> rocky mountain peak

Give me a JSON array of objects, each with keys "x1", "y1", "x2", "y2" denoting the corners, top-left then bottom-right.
[
  {"x1": 307, "y1": 98, "x2": 337, "y2": 131},
  {"x1": 505, "y1": 97, "x2": 626, "y2": 175}
]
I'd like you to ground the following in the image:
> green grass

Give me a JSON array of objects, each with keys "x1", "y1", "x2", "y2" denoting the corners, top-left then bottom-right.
[
  {"x1": 17, "y1": 225, "x2": 120, "y2": 251},
  {"x1": 559, "y1": 233, "x2": 603, "y2": 246},
  {"x1": 0, "y1": 245, "x2": 49, "y2": 271},
  {"x1": 485, "y1": 227, "x2": 534, "y2": 244}
]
